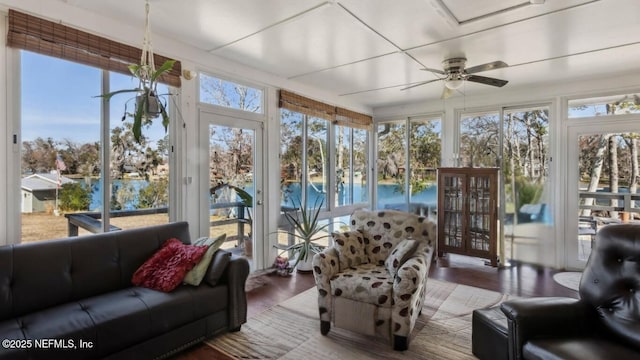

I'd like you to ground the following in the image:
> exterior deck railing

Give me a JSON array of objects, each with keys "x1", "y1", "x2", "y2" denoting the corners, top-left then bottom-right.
[
  {"x1": 579, "y1": 191, "x2": 640, "y2": 215},
  {"x1": 65, "y1": 207, "x2": 169, "y2": 236},
  {"x1": 210, "y1": 201, "x2": 251, "y2": 247},
  {"x1": 65, "y1": 202, "x2": 253, "y2": 248}
]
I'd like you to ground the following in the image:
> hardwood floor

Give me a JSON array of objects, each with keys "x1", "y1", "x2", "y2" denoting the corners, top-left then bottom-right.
[
  {"x1": 429, "y1": 254, "x2": 579, "y2": 298},
  {"x1": 177, "y1": 253, "x2": 578, "y2": 359}
]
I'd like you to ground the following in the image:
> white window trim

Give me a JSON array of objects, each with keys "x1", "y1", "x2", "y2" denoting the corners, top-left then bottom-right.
[{"x1": 7, "y1": 49, "x2": 179, "y2": 244}]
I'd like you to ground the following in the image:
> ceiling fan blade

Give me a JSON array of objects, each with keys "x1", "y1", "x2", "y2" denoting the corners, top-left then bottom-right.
[
  {"x1": 465, "y1": 61, "x2": 508, "y2": 74},
  {"x1": 400, "y1": 78, "x2": 442, "y2": 91},
  {"x1": 421, "y1": 67, "x2": 446, "y2": 75},
  {"x1": 466, "y1": 75, "x2": 508, "y2": 87}
]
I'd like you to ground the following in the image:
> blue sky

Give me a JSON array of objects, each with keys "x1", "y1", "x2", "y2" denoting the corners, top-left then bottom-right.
[{"x1": 21, "y1": 51, "x2": 168, "y2": 144}]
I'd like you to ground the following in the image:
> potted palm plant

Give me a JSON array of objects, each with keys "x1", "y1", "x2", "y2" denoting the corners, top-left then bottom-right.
[{"x1": 276, "y1": 197, "x2": 330, "y2": 272}]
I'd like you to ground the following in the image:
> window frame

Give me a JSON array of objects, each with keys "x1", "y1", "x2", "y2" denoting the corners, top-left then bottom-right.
[
  {"x1": 567, "y1": 92, "x2": 640, "y2": 119},
  {"x1": 10, "y1": 49, "x2": 178, "y2": 243},
  {"x1": 374, "y1": 115, "x2": 442, "y2": 213},
  {"x1": 197, "y1": 71, "x2": 266, "y2": 122},
  {"x1": 279, "y1": 108, "x2": 371, "y2": 223}
]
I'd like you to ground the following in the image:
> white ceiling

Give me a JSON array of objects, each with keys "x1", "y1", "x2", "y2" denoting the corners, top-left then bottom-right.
[{"x1": 45, "y1": 0, "x2": 640, "y2": 109}]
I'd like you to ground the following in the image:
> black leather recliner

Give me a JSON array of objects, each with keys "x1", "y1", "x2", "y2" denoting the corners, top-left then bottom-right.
[{"x1": 500, "y1": 224, "x2": 640, "y2": 360}]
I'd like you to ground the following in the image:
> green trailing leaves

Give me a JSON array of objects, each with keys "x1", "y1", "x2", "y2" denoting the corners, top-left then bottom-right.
[
  {"x1": 95, "y1": 59, "x2": 176, "y2": 144},
  {"x1": 151, "y1": 60, "x2": 176, "y2": 83}
]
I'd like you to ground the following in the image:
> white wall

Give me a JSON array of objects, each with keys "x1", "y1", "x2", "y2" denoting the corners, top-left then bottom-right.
[{"x1": 0, "y1": 13, "x2": 7, "y2": 243}]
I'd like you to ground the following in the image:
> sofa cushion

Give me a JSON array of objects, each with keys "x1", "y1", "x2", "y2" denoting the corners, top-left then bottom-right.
[
  {"x1": 332, "y1": 230, "x2": 368, "y2": 270},
  {"x1": 0, "y1": 301, "x2": 98, "y2": 360},
  {"x1": 1, "y1": 284, "x2": 229, "y2": 359},
  {"x1": 204, "y1": 250, "x2": 232, "y2": 287},
  {"x1": 384, "y1": 239, "x2": 418, "y2": 276},
  {"x1": 183, "y1": 234, "x2": 226, "y2": 286},
  {"x1": 330, "y1": 264, "x2": 393, "y2": 307},
  {"x1": 0, "y1": 222, "x2": 192, "y2": 322},
  {"x1": 82, "y1": 286, "x2": 228, "y2": 357},
  {"x1": 523, "y1": 337, "x2": 640, "y2": 360},
  {"x1": 132, "y1": 238, "x2": 207, "y2": 292}
]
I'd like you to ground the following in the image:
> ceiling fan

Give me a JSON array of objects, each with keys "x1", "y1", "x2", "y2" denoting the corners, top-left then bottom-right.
[{"x1": 402, "y1": 57, "x2": 509, "y2": 98}]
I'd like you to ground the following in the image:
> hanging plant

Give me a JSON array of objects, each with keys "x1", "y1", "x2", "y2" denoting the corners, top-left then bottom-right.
[
  {"x1": 95, "y1": 0, "x2": 175, "y2": 144},
  {"x1": 98, "y1": 59, "x2": 175, "y2": 143}
]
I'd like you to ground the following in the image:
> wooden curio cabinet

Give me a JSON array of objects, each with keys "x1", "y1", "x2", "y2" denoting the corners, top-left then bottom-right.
[{"x1": 437, "y1": 167, "x2": 499, "y2": 266}]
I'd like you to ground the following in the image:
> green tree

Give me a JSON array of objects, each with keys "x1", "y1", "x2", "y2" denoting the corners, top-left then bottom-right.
[
  {"x1": 377, "y1": 123, "x2": 405, "y2": 179},
  {"x1": 460, "y1": 115, "x2": 499, "y2": 168},
  {"x1": 59, "y1": 182, "x2": 91, "y2": 211},
  {"x1": 138, "y1": 177, "x2": 169, "y2": 208},
  {"x1": 113, "y1": 181, "x2": 136, "y2": 210},
  {"x1": 280, "y1": 110, "x2": 303, "y2": 181},
  {"x1": 21, "y1": 137, "x2": 57, "y2": 174},
  {"x1": 111, "y1": 123, "x2": 165, "y2": 180}
]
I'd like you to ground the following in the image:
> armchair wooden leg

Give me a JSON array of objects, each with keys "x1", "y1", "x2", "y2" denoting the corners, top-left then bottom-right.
[
  {"x1": 320, "y1": 320, "x2": 331, "y2": 335},
  {"x1": 393, "y1": 335, "x2": 408, "y2": 351}
]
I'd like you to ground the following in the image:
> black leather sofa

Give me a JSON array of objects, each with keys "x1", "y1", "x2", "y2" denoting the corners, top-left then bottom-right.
[
  {"x1": 0, "y1": 221, "x2": 249, "y2": 360},
  {"x1": 500, "y1": 224, "x2": 640, "y2": 360}
]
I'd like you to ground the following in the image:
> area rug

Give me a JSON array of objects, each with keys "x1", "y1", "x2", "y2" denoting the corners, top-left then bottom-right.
[
  {"x1": 206, "y1": 279, "x2": 513, "y2": 359},
  {"x1": 244, "y1": 269, "x2": 276, "y2": 292},
  {"x1": 552, "y1": 271, "x2": 582, "y2": 291}
]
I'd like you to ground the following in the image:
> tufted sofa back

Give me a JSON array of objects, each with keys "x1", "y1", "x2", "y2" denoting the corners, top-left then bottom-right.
[
  {"x1": 0, "y1": 221, "x2": 190, "y2": 321},
  {"x1": 579, "y1": 224, "x2": 640, "y2": 348},
  {"x1": 350, "y1": 209, "x2": 436, "y2": 265}
]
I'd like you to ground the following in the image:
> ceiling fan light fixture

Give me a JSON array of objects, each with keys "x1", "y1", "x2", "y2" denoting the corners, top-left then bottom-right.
[{"x1": 445, "y1": 79, "x2": 464, "y2": 90}]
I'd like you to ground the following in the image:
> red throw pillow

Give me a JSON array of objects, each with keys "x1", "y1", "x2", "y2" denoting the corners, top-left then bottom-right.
[{"x1": 132, "y1": 238, "x2": 207, "y2": 292}]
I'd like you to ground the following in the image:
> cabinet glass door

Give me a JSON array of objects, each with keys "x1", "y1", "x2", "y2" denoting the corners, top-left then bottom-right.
[
  {"x1": 441, "y1": 173, "x2": 465, "y2": 251},
  {"x1": 468, "y1": 175, "x2": 493, "y2": 253},
  {"x1": 438, "y1": 168, "x2": 498, "y2": 266}
]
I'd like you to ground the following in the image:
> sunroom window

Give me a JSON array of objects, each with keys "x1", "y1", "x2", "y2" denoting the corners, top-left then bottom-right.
[
  {"x1": 11, "y1": 10, "x2": 180, "y2": 243},
  {"x1": 568, "y1": 93, "x2": 640, "y2": 118},
  {"x1": 19, "y1": 51, "x2": 174, "y2": 243},
  {"x1": 278, "y1": 90, "x2": 371, "y2": 218},
  {"x1": 376, "y1": 116, "x2": 441, "y2": 215},
  {"x1": 199, "y1": 73, "x2": 263, "y2": 114}
]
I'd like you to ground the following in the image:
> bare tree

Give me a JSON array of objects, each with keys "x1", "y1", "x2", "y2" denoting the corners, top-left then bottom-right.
[
  {"x1": 609, "y1": 135, "x2": 620, "y2": 218},
  {"x1": 624, "y1": 136, "x2": 639, "y2": 208},
  {"x1": 582, "y1": 134, "x2": 611, "y2": 216}
]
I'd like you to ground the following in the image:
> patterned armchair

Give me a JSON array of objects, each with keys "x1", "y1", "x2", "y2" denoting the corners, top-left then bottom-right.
[{"x1": 312, "y1": 209, "x2": 437, "y2": 350}]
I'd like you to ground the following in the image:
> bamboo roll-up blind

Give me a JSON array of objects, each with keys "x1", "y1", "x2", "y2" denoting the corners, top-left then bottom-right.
[
  {"x1": 279, "y1": 90, "x2": 372, "y2": 129},
  {"x1": 7, "y1": 9, "x2": 182, "y2": 88},
  {"x1": 335, "y1": 107, "x2": 372, "y2": 130},
  {"x1": 279, "y1": 90, "x2": 336, "y2": 121}
]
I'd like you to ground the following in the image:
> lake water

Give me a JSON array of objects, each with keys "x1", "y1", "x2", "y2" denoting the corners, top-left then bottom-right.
[
  {"x1": 280, "y1": 182, "x2": 437, "y2": 209},
  {"x1": 88, "y1": 179, "x2": 438, "y2": 211},
  {"x1": 87, "y1": 179, "x2": 149, "y2": 211}
]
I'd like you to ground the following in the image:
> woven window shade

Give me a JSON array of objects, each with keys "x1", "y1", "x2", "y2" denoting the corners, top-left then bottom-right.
[
  {"x1": 279, "y1": 90, "x2": 372, "y2": 129},
  {"x1": 279, "y1": 90, "x2": 336, "y2": 121},
  {"x1": 335, "y1": 107, "x2": 372, "y2": 130},
  {"x1": 7, "y1": 9, "x2": 182, "y2": 88}
]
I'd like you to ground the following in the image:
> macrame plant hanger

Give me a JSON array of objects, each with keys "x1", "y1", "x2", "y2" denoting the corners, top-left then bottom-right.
[{"x1": 138, "y1": 0, "x2": 160, "y2": 117}]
